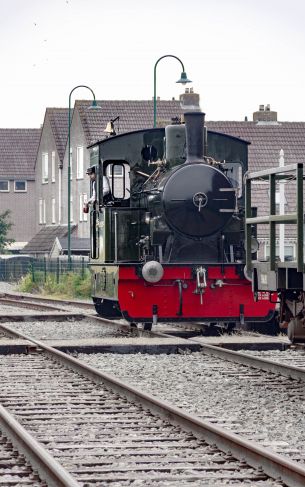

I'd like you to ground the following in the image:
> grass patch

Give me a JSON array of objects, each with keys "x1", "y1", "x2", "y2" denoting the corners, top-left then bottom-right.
[{"x1": 18, "y1": 270, "x2": 91, "y2": 300}]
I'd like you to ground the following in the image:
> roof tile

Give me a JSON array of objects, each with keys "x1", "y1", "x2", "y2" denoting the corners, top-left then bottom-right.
[{"x1": 0, "y1": 129, "x2": 41, "y2": 179}]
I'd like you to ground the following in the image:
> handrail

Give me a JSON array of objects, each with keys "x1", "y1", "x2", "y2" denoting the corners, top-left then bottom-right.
[{"x1": 245, "y1": 163, "x2": 304, "y2": 274}]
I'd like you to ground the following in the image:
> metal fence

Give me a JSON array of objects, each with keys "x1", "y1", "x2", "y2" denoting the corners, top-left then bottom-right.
[{"x1": 0, "y1": 256, "x2": 89, "y2": 282}]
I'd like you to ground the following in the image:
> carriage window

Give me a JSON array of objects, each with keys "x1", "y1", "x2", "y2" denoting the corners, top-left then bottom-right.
[
  {"x1": 104, "y1": 162, "x2": 130, "y2": 201},
  {"x1": 107, "y1": 164, "x2": 124, "y2": 177}
]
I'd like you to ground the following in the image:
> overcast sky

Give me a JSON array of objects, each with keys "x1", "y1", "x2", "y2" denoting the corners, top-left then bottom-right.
[{"x1": 1, "y1": 0, "x2": 305, "y2": 127}]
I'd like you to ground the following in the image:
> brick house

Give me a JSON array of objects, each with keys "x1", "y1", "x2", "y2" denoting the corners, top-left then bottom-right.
[{"x1": 0, "y1": 128, "x2": 41, "y2": 250}]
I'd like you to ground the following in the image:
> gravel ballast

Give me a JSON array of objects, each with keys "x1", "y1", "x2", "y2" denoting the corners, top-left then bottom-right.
[
  {"x1": 78, "y1": 351, "x2": 305, "y2": 464},
  {"x1": 1, "y1": 319, "x2": 131, "y2": 340}
]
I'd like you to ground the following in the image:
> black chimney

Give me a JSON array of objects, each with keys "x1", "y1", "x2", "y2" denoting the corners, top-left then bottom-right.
[{"x1": 184, "y1": 111, "x2": 205, "y2": 163}]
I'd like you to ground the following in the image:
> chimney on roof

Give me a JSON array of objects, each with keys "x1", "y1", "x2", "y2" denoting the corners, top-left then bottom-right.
[
  {"x1": 253, "y1": 104, "x2": 277, "y2": 122},
  {"x1": 179, "y1": 87, "x2": 200, "y2": 112}
]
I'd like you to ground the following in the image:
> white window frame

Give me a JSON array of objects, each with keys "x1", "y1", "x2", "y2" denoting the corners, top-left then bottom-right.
[
  {"x1": 14, "y1": 180, "x2": 27, "y2": 192},
  {"x1": 42, "y1": 152, "x2": 48, "y2": 183},
  {"x1": 107, "y1": 163, "x2": 124, "y2": 178},
  {"x1": 39, "y1": 199, "x2": 43, "y2": 224},
  {"x1": 51, "y1": 197, "x2": 56, "y2": 224},
  {"x1": 265, "y1": 243, "x2": 295, "y2": 260},
  {"x1": 51, "y1": 151, "x2": 56, "y2": 183},
  {"x1": 76, "y1": 146, "x2": 84, "y2": 179},
  {"x1": 43, "y1": 200, "x2": 46, "y2": 223},
  {"x1": 39, "y1": 199, "x2": 46, "y2": 224},
  {"x1": 0, "y1": 181, "x2": 9, "y2": 192},
  {"x1": 79, "y1": 193, "x2": 88, "y2": 222}
]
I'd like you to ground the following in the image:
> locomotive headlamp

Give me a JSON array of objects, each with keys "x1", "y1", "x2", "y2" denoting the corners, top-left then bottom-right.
[
  {"x1": 244, "y1": 265, "x2": 253, "y2": 282},
  {"x1": 142, "y1": 261, "x2": 164, "y2": 283},
  {"x1": 251, "y1": 237, "x2": 259, "y2": 254},
  {"x1": 243, "y1": 237, "x2": 259, "y2": 254}
]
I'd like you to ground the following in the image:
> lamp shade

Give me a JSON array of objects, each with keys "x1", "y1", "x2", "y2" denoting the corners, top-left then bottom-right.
[
  {"x1": 88, "y1": 99, "x2": 101, "y2": 109},
  {"x1": 176, "y1": 71, "x2": 192, "y2": 85}
]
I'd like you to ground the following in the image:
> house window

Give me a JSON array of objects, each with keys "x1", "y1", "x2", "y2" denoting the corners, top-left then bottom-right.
[
  {"x1": 0, "y1": 181, "x2": 9, "y2": 192},
  {"x1": 51, "y1": 151, "x2": 56, "y2": 183},
  {"x1": 51, "y1": 198, "x2": 56, "y2": 224},
  {"x1": 76, "y1": 146, "x2": 84, "y2": 179},
  {"x1": 39, "y1": 199, "x2": 46, "y2": 224},
  {"x1": 42, "y1": 153, "x2": 48, "y2": 183},
  {"x1": 79, "y1": 193, "x2": 88, "y2": 222},
  {"x1": 14, "y1": 181, "x2": 27, "y2": 192},
  {"x1": 265, "y1": 244, "x2": 295, "y2": 261}
]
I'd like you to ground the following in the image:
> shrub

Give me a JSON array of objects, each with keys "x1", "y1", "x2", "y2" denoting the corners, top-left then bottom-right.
[{"x1": 18, "y1": 270, "x2": 91, "y2": 300}]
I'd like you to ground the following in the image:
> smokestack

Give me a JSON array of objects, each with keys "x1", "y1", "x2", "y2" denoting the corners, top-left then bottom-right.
[{"x1": 184, "y1": 111, "x2": 205, "y2": 163}]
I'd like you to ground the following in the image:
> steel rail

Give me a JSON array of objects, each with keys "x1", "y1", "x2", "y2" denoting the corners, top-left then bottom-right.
[
  {"x1": 190, "y1": 340, "x2": 305, "y2": 382},
  {"x1": 0, "y1": 323, "x2": 304, "y2": 486},
  {"x1": 0, "y1": 296, "x2": 71, "y2": 312},
  {"x1": 0, "y1": 292, "x2": 150, "y2": 330},
  {"x1": 0, "y1": 293, "x2": 141, "y2": 332},
  {"x1": 0, "y1": 291, "x2": 94, "y2": 309},
  {"x1": 0, "y1": 403, "x2": 80, "y2": 487}
]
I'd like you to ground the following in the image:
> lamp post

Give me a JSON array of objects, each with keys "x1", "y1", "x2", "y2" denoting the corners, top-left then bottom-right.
[
  {"x1": 67, "y1": 85, "x2": 99, "y2": 266},
  {"x1": 153, "y1": 55, "x2": 192, "y2": 128}
]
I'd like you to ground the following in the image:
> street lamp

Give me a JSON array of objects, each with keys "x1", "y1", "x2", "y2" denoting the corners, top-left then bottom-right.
[
  {"x1": 153, "y1": 55, "x2": 192, "y2": 128},
  {"x1": 67, "y1": 85, "x2": 100, "y2": 265}
]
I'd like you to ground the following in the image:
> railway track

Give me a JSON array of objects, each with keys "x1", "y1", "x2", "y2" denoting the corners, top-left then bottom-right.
[
  {"x1": 0, "y1": 322, "x2": 300, "y2": 486},
  {"x1": 0, "y1": 290, "x2": 303, "y2": 485},
  {"x1": 0, "y1": 426, "x2": 47, "y2": 486},
  {"x1": 0, "y1": 292, "x2": 94, "y2": 311},
  {"x1": 80, "y1": 341, "x2": 305, "y2": 467}
]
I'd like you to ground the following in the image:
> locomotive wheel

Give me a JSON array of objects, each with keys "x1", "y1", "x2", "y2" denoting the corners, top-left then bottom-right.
[
  {"x1": 287, "y1": 318, "x2": 305, "y2": 343},
  {"x1": 143, "y1": 322, "x2": 152, "y2": 331},
  {"x1": 93, "y1": 298, "x2": 122, "y2": 319}
]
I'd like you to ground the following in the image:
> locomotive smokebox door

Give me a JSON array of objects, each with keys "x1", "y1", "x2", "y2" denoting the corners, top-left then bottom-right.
[{"x1": 162, "y1": 164, "x2": 236, "y2": 238}]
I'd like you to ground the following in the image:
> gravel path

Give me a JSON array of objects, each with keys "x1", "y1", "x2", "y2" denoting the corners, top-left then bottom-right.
[
  {"x1": 0, "y1": 282, "x2": 16, "y2": 293},
  {"x1": 78, "y1": 351, "x2": 305, "y2": 464}
]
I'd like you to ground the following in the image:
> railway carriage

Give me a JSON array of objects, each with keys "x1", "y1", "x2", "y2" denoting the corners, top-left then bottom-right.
[
  {"x1": 245, "y1": 163, "x2": 304, "y2": 343},
  {"x1": 88, "y1": 111, "x2": 276, "y2": 330}
]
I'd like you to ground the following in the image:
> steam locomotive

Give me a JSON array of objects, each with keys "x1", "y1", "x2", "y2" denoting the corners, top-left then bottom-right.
[{"x1": 88, "y1": 111, "x2": 276, "y2": 330}]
